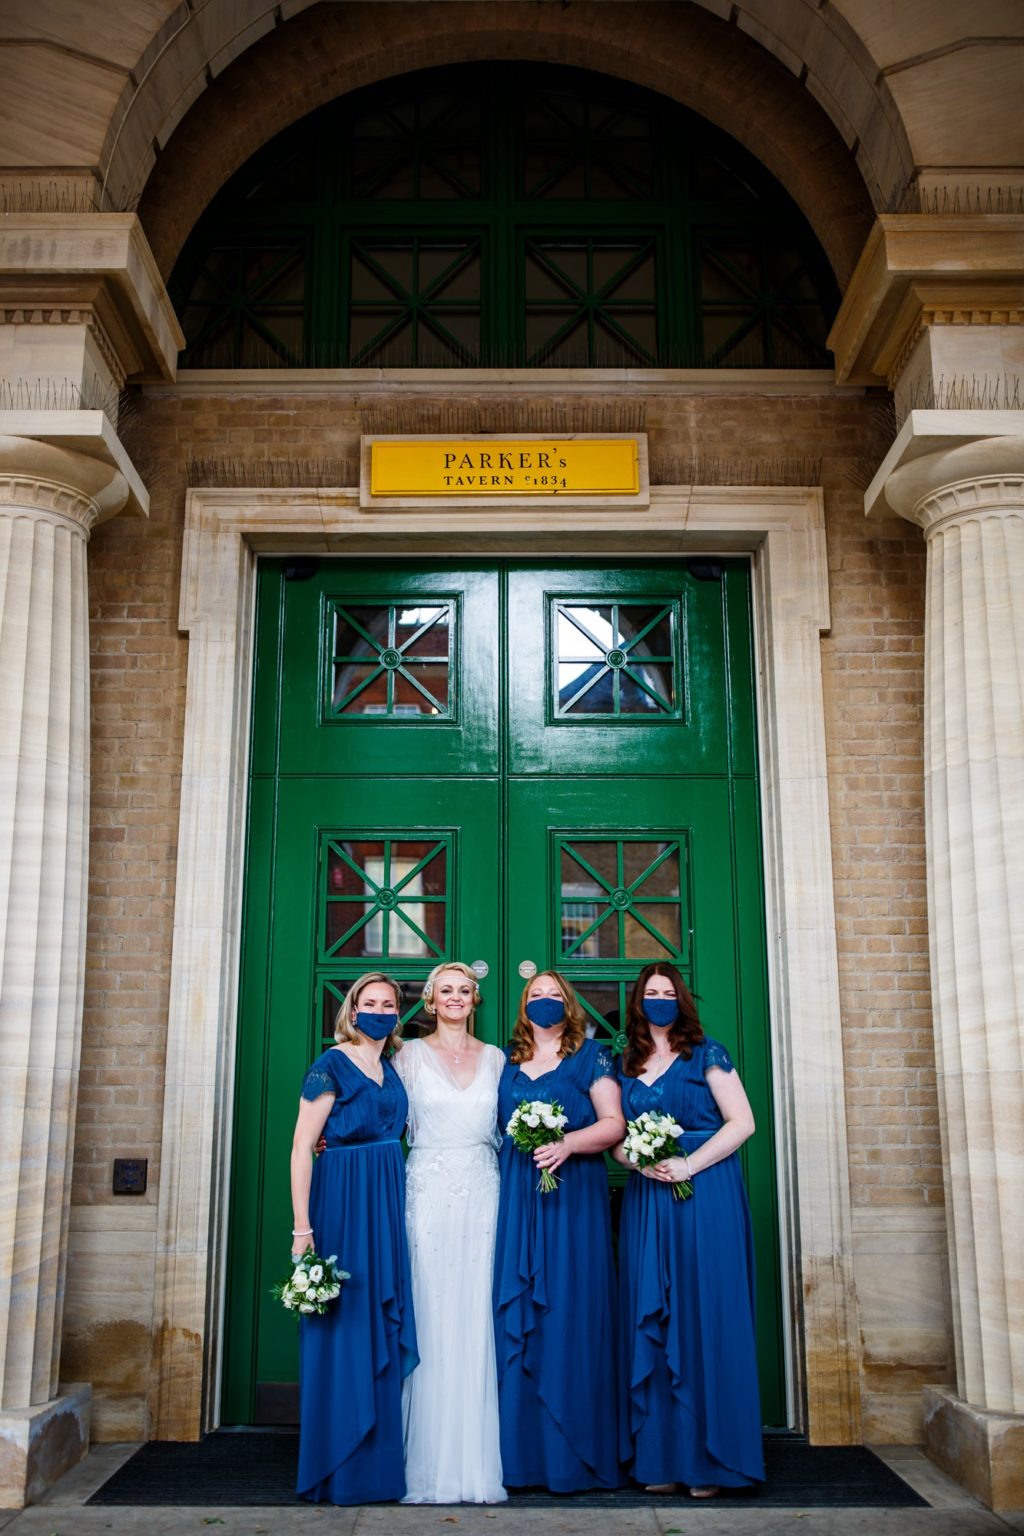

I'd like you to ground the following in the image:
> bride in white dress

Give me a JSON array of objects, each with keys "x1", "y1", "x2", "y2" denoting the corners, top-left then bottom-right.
[{"x1": 395, "y1": 961, "x2": 506, "y2": 1504}]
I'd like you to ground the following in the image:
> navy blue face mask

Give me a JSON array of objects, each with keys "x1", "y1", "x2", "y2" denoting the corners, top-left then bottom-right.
[
  {"x1": 356, "y1": 1010, "x2": 398, "y2": 1040},
  {"x1": 642, "y1": 997, "x2": 679, "y2": 1027},
  {"x1": 526, "y1": 997, "x2": 566, "y2": 1028}
]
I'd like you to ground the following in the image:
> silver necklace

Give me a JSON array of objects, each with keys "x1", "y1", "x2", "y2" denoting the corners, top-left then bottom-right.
[
  {"x1": 353, "y1": 1045, "x2": 383, "y2": 1083},
  {"x1": 437, "y1": 1032, "x2": 470, "y2": 1065}
]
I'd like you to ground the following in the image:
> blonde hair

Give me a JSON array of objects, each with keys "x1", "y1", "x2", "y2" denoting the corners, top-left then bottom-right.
[
  {"x1": 420, "y1": 961, "x2": 482, "y2": 1028},
  {"x1": 334, "y1": 971, "x2": 404, "y2": 1051},
  {"x1": 508, "y1": 970, "x2": 587, "y2": 1064}
]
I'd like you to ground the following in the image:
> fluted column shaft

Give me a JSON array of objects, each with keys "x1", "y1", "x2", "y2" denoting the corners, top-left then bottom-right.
[
  {"x1": 0, "y1": 438, "x2": 127, "y2": 1414},
  {"x1": 885, "y1": 438, "x2": 1024, "y2": 1430},
  {"x1": 924, "y1": 485, "x2": 1024, "y2": 1413}
]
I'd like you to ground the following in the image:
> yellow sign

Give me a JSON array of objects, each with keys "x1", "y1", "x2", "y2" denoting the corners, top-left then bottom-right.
[{"x1": 369, "y1": 437, "x2": 640, "y2": 497}]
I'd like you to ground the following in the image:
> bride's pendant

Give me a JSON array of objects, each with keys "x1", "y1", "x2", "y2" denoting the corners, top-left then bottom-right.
[{"x1": 439, "y1": 1033, "x2": 469, "y2": 1066}]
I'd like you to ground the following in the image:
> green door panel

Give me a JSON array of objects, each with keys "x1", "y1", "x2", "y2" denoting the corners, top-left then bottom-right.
[
  {"x1": 225, "y1": 555, "x2": 786, "y2": 1429},
  {"x1": 504, "y1": 773, "x2": 783, "y2": 1425},
  {"x1": 277, "y1": 563, "x2": 500, "y2": 777},
  {"x1": 224, "y1": 773, "x2": 500, "y2": 1423},
  {"x1": 506, "y1": 564, "x2": 734, "y2": 776}
]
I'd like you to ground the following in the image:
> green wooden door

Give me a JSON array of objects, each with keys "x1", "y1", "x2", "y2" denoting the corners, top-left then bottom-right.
[{"x1": 224, "y1": 557, "x2": 785, "y2": 1427}]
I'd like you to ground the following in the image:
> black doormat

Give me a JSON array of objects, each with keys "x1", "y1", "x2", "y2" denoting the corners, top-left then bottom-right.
[{"x1": 88, "y1": 1431, "x2": 927, "y2": 1508}]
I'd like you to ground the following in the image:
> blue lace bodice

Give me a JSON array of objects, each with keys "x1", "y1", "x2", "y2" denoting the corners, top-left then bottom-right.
[
  {"x1": 497, "y1": 1036, "x2": 617, "y2": 1136},
  {"x1": 301, "y1": 1047, "x2": 407, "y2": 1146},
  {"x1": 618, "y1": 1037, "x2": 735, "y2": 1132}
]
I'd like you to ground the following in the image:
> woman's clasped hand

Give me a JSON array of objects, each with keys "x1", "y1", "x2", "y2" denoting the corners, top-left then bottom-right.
[{"x1": 287, "y1": 960, "x2": 765, "y2": 1506}]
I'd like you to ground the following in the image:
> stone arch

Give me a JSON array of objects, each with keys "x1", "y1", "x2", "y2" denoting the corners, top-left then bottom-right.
[{"x1": 134, "y1": 2, "x2": 877, "y2": 290}]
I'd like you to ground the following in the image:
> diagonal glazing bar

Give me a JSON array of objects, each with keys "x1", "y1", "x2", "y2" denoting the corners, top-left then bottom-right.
[
  {"x1": 329, "y1": 843, "x2": 383, "y2": 893},
  {"x1": 393, "y1": 906, "x2": 445, "y2": 958},
  {"x1": 526, "y1": 306, "x2": 587, "y2": 366},
  {"x1": 395, "y1": 606, "x2": 449, "y2": 656},
  {"x1": 621, "y1": 663, "x2": 672, "y2": 710},
  {"x1": 390, "y1": 841, "x2": 447, "y2": 896},
  {"x1": 397, "y1": 665, "x2": 446, "y2": 713},
  {"x1": 625, "y1": 840, "x2": 679, "y2": 895},
  {"x1": 334, "y1": 664, "x2": 386, "y2": 713},
  {"x1": 628, "y1": 905, "x2": 680, "y2": 955},
  {"x1": 351, "y1": 242, "x2": 416, "y2": 302},
  {"x1": 621, "y1": 603, "x2": 673, "y2": 655},
  {"x1": 336, "y1": 608, "x2": 387, "y2": 654},
  {"x1": 418, "y1": 243, "x2": 480, "y2": 302},
  {"x1": 559, "y1": 663, "x2": 610, "y2": 714},
  {"x1": 325, "y1": 904, "x2": 381, "y2": 955},
  {"x1": 562, "y1": 905, "x2": 614, "y2": 959},
  {"x1": 560, "y1": 606, "x2": 610, "y2": 655},
  {"x1": 351, "y1": 307, "x2": 413, "y2": 366},
  {"x1": 595, "y1": 308, "x2": 657, "y2": 366},
  {"x1": 563, "y1": 844, "x2": 617, "y2": 895},
  {"x1": 592, "y1": 241, "x2": 653, "y2": 302}
]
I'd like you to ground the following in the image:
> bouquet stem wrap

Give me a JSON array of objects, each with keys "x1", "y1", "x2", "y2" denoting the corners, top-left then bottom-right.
[
  {"x1": 272, "y1": 1249, "x2": 349, "y2": 1318},
  {"x1": 506, "y1": 1098, "x2": 568, "y2": 1193},
  {"x1": 623, "y1": 1110, "x2": 693, "y2": 1200}
]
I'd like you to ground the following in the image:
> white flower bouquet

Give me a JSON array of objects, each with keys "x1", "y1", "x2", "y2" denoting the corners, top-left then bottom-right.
[
  {"x1": 506, "y1": 1098, "x2": 569, "y2": 1193},
  {"x1": 272, "y1": 1250, "x2": 349, "y2": 1318},
  {"x1": 624, "y1": 1109, "x2": 693, "y2": 1200}
]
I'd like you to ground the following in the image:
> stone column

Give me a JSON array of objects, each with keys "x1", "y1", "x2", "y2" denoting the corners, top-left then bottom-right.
[
  {"x1": 0, "y1": 435, "x2": 128, "y2": 1506},
  {"x1": 879, "y1": 431, "x2": 1024, "y2": 1511}
]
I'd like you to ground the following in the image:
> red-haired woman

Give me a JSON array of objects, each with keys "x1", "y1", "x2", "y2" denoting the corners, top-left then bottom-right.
[
  {"x1": 612, "y1": 962, "x2": 764, "y2": 1498},
  {"x1": 493, "y1": 970, "x2": 624, "y2": 1492}
]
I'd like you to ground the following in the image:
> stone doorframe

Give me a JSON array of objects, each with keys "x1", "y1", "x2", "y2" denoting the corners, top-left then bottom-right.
[{"x1": 155, "y1": 482, "x2": 862, "y2": 1444}]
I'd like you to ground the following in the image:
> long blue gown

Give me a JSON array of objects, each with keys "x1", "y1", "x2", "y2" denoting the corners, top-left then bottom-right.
[
  {"x1": 296, "y1": 1047, "x2": 418, "y2": 1504},
  {"x1": 493, "y1": 1038, "x2": 619, "y2": 1491},
  {"x1": 618, "y1": 1039, "x2": 764, "y2": 1489}
]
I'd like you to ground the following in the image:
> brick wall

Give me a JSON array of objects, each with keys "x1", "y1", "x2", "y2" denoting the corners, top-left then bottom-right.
[{"x1": 62, "y1": 382, "x2": 946, "y2": 1439}]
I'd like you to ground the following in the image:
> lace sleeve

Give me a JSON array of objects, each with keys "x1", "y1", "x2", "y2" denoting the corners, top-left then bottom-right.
[
  {"x1": 589, "y1": 1043, "x2": 617, "y2": 1086},
  {"x1": 397, "y1": 1041, "x2": 418, "y2": 1144},
  {"x1": 703, "y1": 1039, "x2": 736, "y2": 1074},
  {"x1": 485, "y1": 1046, "x2": 504, "y2": 1150},
  {"x1": 301, "y1": 1064, "x2": 337, "y2": 1101},
  {"x1": 392, "y1": 1042, "x2": 411, "y2": 1082}
]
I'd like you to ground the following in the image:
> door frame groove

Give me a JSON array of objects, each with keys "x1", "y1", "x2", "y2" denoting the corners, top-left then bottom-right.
[{"x1": 155, "y1": 483, "x2": 861, "y2": 1445}]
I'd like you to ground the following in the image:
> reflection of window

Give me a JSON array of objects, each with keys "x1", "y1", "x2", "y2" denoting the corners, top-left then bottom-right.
[
  {"x1": 364, "y1": 858, "x2": 425, "y2": 955},
  {"x1": 553, "y1": 599, "x2": 681, "y2": 719},
  {"x1": 558, "y1": 836, "x2": 688, "y2": 962},
  {"x1": 560, "y1": 883, "x2": 603, "y2": 957},
  {"x1": 322, "y1": 834, "x2": 449, "y2": 960},
  {"x1": 327, "y1": 600, "x2": 454, "y2": 720}
]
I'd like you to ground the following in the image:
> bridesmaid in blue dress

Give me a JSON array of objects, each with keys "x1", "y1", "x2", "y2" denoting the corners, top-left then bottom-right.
[
  {"x1": 289, "y1": 971, "x2": 418, "y2": 1504},
  {"x1": 493, "y1": 970, "x2": 624, "y2": 1492},
  {"x1": 613, "y1": 961, "x2": 764, "y2": 1498}
]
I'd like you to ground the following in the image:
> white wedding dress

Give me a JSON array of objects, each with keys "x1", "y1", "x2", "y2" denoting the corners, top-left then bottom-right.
[{"x1": 395, "y1": 1038, "x2": 507, "y2": 1504}]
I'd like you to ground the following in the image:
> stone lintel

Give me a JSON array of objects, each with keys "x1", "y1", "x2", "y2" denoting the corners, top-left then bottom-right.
[
  {"x1": 0, "y1": 215, "x2": 183, "y2": 383},
  {"x1": 864, "y1": 409, "x2": 1024, "y2": 521},
  {"x1": 924, "y1": 1385, "x2": 1024, "y2": 1511},
  {"x1": 0, "y1": 1384, "x2": 91, "y2": 1507},
  {"x1": 829, "y1": 216, "x2": 1024, "y2": 387},
  {"x1": 0, "y1": 410, "x2": 149, "y2": 519}
]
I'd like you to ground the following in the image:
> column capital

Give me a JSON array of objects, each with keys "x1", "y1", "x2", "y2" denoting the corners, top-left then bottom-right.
[
  {"x1": 0, "y1": 433, "x2": 130, "y2": 533},
  {"x1": 0, "y1": 411, "x2": 148, "y2": 520},
  {"x1": 864, "y1": 410, "x2": 1024, "y2": 533}
]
